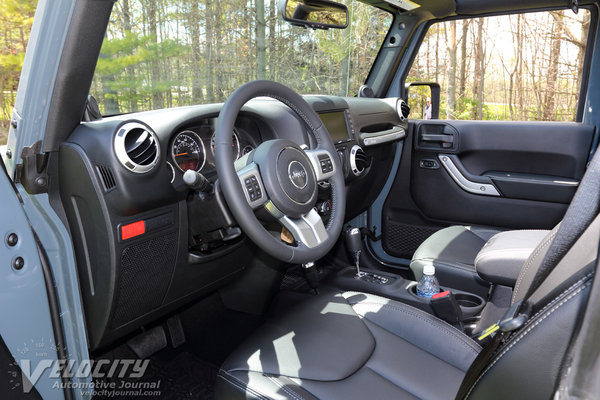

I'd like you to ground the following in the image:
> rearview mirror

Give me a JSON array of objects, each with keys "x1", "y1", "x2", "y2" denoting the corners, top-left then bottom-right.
[{"x1": 280, "y1": 0, "x2": 349, "y2": 30}]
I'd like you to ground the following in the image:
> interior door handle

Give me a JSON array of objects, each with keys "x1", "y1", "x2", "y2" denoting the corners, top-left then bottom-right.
[
  {"x1": 438, "y1": 154, "x2": 500, "y2": 196},
  {"x1": 420, "y1": 133, "x2": 454, "y2": 148}
]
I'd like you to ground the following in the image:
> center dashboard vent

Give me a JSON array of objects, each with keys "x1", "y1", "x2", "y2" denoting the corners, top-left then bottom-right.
[
  {"x1": 350, "y1": 145, "x2": 371, "y2": 177},
  {"x1": 114, "y1": 122, "x2": 160, "y2": 173}
]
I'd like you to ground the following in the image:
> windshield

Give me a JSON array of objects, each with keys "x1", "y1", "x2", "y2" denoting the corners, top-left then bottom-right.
[{"x1": 90, "y1": 0, "x2": 392, "y2": 115}]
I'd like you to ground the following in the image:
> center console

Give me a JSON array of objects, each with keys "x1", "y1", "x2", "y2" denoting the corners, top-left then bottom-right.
[{"x1": 329, "y1": 267, "x2": 486, "y2": 322}]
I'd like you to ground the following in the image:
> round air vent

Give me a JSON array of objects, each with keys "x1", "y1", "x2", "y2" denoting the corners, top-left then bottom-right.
[
  {"x1": 398, "y1": 100, "x2": 410, "y2": 121},
  {"x1": 114, "y1": 122, "x2": 160, "y2": 173},
  {"x1": 350, "y1": 145, "x2": 370, "y2": 177}
]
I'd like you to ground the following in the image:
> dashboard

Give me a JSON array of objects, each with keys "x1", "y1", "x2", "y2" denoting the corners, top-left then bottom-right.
[{"x1": 58, "y1": 95, "x2": 407, "y2": 350}]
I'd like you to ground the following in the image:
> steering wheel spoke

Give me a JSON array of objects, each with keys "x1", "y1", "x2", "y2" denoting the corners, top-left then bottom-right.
[
  {"x1": 265, "y1": 203, "x2": 328, "y2": 248},
  {"x1": 237, "y1": 162, "x2": 268, "y2": 209},
  {"x1": 304, "y1": 148, "x2": 337, "y2": 182}
]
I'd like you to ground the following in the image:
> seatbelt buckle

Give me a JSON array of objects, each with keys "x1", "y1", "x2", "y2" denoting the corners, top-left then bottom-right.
[
  {"x1": 498, "y1": 300, "x2": 531, "y2": 333},
  {"x1": 477, "y1": 300, "x2": 531, "y2": 342},
  {"x1": 431, "y1": 290, "x2": 463, "y2": 325}
]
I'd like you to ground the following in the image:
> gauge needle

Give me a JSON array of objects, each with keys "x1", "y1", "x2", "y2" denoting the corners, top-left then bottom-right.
[{"x1": 174, "y1": 152, "x2": 188, "y2": 157}]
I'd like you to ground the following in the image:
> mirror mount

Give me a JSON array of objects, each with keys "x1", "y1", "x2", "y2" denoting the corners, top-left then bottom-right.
[
  {"x1": 279, "y1": 0, "x2": 349, "y2": 30},
  {"x1": 405, "y1": 82, "x2": 441, "y2": 120}
]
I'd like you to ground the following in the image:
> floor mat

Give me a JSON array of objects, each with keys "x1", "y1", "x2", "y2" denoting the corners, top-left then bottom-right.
[{"x1": 94, "y1": 351, "x2": 218, "y2": 400}]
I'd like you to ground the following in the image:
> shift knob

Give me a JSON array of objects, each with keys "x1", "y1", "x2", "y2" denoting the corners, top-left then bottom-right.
[
  {"x1": 346, "y1": 228, "x2": 362, "y2": 255},
  {"x1": 346, "y1": 228, "x2": 362, "y2": 276}
]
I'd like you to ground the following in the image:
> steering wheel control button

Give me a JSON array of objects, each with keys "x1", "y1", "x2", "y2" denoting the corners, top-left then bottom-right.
[
  {"x1": 244, "y1": 175, "x2": 262, "y2": 201},
  {"x1": 288, "y1": 161, "x2": 308, "y2": 189},
  {"x1": 319, "y1": 156, "x2": 333, "y2": 174},
  {"x1": 237, "y1": 163, "x2": 267, "y2": 209},
  {"x1": 305, "y1": 149, "x2": 336, "y2": 181}
]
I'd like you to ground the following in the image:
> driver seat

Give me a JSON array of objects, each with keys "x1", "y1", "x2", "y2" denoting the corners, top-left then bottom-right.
[{"x1": 215, "y1": 211, "x2": 598, "y2": 399}]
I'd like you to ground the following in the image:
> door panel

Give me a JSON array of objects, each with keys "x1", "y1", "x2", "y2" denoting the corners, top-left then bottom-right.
[{"x1": 381, "y1": 120, "x2": 594, "y2": 259}]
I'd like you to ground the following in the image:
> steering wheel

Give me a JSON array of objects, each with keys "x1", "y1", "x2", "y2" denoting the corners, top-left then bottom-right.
[{"x1": 215, "y1": 80, "x2": 346, "y2": 264}]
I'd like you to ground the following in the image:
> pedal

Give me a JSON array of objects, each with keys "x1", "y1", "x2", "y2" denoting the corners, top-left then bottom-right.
[
  {"x1": 166, "y1": 315, "x2": 186, "y2": 348},
  {"x1": 127, "y1": 326, "x2": 167, "y2": 359}
]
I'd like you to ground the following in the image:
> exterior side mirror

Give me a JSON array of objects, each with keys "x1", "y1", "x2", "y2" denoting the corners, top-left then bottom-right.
[
  {"x1": 279, "y1": 0, "x2": 349, "y2": 30},
  {"x1": 405, "y1": 82, "x2": 441, "y2": 120}
]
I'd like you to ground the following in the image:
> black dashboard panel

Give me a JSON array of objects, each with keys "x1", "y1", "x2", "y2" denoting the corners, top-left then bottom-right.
[{"x1": 58, "y1": 95, "x2": 405, "y2": 350}]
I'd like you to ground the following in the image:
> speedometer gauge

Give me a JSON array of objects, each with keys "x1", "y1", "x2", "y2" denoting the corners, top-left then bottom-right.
[
  {"x1": 171, "y1": 130, "x2": 206, "y2": 172},
  {"x1": 211, "y1": 129, "x2": 240, "y2": 161}
]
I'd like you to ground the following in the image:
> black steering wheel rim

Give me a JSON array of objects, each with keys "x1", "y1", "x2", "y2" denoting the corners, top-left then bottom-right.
[{"x1": 215, "y1": 80, "x2": 346, "y2": 264}]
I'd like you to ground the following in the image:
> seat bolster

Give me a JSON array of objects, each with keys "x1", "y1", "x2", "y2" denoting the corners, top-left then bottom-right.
[
  {"x1": 474, "y1": 230, "x2": 548, "y2": 286},
  {"x1": 216, "y1": 370, "x2": 318, "y2": 400},
  {"x1": 343, "y1": 292, "x2": 481, "y2": 372}
]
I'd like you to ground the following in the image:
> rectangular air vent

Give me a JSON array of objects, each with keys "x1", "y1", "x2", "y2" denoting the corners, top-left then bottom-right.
[{"x1": 96, "y1": 165, "x2": 116, "y2": 191}]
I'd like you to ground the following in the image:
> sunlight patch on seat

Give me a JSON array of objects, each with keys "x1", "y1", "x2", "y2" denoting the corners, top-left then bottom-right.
[{"x1": 273, "y1": 332, "x2": 301, "y2": 375}]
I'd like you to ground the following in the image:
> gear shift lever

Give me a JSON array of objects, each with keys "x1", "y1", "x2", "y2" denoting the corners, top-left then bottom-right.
[{"x1": 346, "y1": 228, "x2": 363, "y2": 277}]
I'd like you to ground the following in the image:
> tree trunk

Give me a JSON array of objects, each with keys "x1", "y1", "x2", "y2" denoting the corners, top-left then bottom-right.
[
  {"x1": 269, "y1": 0, "x2": 277, "y2": 80},
  {"x1": 542, "y1": 12, "x2": 564, "y2": 121},
  {"x1": 447, "y1": 21, "x2": 457, "y2": 119},
  {"x1": 189, "y1": 1, "x2": 203, "y2": 103},
  {"x1": 205, "y1": 0, "x2": 214, "y2": 102},
  {"x1": 459, "y1": 20, "x2": 469, "y2": 100},
  {"x1": 148, "y1": 0, "x2": 163, "y2": 109},
  {"x1": 256, "y1": 0, "x2": 266, "y2": 80},
  {"x1": 472, "y1": 18, "x2": 484, "y2": 119}
]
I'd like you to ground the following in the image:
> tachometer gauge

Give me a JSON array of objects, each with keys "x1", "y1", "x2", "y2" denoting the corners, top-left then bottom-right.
[
  {"x1": 211, "y1": 129, "x2": 240, "y2": 161},
  {"x1": 171, "y1": 130, "x2": 206, "y2": 172}
]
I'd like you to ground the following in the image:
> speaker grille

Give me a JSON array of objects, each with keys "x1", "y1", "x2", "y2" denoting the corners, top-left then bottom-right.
[
  {"x1": 383, "y1": 220, "x2": 441, "y2": 259},
  {"x1": 111, "y1": 232, "x2": 177, "y2": 328}
]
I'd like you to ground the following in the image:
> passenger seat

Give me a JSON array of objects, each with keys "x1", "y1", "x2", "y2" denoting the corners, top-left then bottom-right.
[{"x1": 409, "y1": 225, "x2": 548, "y2": 296}]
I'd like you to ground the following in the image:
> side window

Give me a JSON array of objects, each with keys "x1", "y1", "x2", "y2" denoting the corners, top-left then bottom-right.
[{"x1": 406, "y1": 9, "x2": 591, "y2": 121}]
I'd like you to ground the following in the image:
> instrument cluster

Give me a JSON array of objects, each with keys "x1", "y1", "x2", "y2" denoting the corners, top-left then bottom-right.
[{"x1": 168, "y1": 119, "x2": 257, "y2": 180}]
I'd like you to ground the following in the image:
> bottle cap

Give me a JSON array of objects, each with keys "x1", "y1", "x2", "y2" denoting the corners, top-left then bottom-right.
[{"x1": 423, "y1": 264, "x2": 435, "y2": 276}]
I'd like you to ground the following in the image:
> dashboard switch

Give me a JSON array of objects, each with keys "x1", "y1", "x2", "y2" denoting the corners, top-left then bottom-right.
[{"x1": 121, "y1": 220, "x2": 146, "y2": 241}]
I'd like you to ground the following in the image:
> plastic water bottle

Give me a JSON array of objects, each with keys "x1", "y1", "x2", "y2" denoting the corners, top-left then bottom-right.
[{"x1": 416, "y1": 265, "x2": 440, "y2": 298}]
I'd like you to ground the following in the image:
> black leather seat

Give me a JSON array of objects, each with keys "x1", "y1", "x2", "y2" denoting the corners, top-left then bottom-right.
[
  {"x1": 216, "y1": 213, "x2": 599, "y2": 399},
  {"x1": 217, "y1": 291, "x2": 481, "y2": 399}
]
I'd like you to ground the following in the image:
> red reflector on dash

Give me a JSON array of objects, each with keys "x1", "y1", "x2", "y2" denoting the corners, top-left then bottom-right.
[
  {"x1": 432, "y1": 290, "x2": 450, "y2": 300},
  {"x1": 121, "y1": 221, "x2": 146, "y2": 240}
]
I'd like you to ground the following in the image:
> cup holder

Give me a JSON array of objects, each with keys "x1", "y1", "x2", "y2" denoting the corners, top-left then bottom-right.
[
  {"x1": 406, "y1": 284, "x2": 485, "y2": 318},
  {"x1": 454, "y1": 293, "x2": 485, "y2": 318}
]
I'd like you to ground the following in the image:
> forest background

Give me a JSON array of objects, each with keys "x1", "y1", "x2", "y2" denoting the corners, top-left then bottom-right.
[{"x1": 0, "y1": 0, "x2": 591, "y2": 146}]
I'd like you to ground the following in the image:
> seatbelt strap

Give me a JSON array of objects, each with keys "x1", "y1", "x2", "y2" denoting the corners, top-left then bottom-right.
[
  {"x1": 455, "y1": 300, "x2": 532, "y2": 399},
  {"x1": 555, "y1": 259, "x2": 600, "y2": 398}
]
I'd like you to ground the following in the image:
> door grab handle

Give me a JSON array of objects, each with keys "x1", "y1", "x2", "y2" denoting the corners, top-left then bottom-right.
[
  {"x1": 421, "y1": 133, "x2": 454, "y2": 148},
  {"x1": 438, "y1": 154, "x2": 500, "y2": 196}
]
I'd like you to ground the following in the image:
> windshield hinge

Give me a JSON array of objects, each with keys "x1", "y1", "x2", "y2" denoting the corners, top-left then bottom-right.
[
  {"x1": 14, "y1": 140, "x2": 49, "y2": 194},
  {"x1": 569, "y1": 0, "x2": 579, "y2": 13}
]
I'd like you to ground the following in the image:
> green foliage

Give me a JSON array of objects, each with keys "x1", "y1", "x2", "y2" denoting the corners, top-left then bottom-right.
[{"x1": 0, "y1": 0, "x2": 37, "y2": 143}]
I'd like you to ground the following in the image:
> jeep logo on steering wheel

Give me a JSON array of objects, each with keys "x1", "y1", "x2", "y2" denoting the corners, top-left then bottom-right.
[{"x1": 288, "y1": 161, "x2": 308, "y2": 189}]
